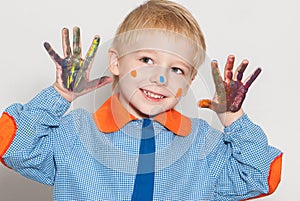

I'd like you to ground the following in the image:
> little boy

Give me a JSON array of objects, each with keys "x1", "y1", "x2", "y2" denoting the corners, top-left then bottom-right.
[{"x1": 0, "y1": 0, "x2": 282, "y2": 200}]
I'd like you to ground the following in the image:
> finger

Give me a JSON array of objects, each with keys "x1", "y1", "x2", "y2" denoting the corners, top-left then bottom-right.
[
  {"x1": 62, "y1": 28, "x2": 71, "y2": 57},
  {"x1": 83, "y1": 36, "x2": 100, "y2": 70},
  {"x1": 211, "y1": 61, "x2": 226, "y2": 102},
  {"x1": 44, "y1": 42, "x2": 63, "y2": 66},
  {"x1": 73, "y1": 26, "x2": 82, "y2": 57},
  {"x1": 198, "y1": 99, "x2": 213, "y2": 109},
  {"x1": 244, "y1": 68, "x2": 262, "y2": 89},
  {"x1": 224, "y1": 55, "x2": 235, "y2": 82},
  {"x1": 198, "y1": 99, "x2": 225, "y2": 113},
  {"x1": 234, "y1": 59, "x2": 248, "y2": 81},
  {"x1": 86, "y1": 76, "x2": 113, "y2": 90}
]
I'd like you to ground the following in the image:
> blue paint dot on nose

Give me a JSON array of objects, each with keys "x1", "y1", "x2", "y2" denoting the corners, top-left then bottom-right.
[{"x1": 159, "y1": 76, "x2": 165, "y2": 83}]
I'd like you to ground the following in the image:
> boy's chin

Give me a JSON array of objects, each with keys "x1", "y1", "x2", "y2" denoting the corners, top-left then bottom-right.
[{"x1": 136, "y1": 106, "x2": 168, "y2": 118}]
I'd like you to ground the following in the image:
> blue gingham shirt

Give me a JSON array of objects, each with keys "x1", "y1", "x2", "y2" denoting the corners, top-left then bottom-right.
[{"x1": 2, "y1": 86, "x2": 282, "y2": 201}]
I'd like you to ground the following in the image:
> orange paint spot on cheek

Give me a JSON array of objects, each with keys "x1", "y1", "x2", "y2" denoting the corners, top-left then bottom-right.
[
  {"x1": 131, "y1": 70, "x2": 137, "y2": 78},
  {"x1": 175, "y1": 88, "x2": 183, "y2": 98}
]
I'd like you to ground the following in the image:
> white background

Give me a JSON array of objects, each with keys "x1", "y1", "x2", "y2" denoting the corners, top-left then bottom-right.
[{"x1": 0, "y1": 0, "x2": 299, "y2": 200}]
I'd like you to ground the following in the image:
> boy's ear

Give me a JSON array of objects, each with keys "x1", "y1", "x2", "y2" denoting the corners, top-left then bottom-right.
[{"x1": 108, "y1": 48, "x2": 120, "y2": 76}]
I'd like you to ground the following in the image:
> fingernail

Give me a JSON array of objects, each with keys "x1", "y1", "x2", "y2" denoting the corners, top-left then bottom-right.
[{"x1": 95, "y1": 37, "x2": 100, "y2": 43}]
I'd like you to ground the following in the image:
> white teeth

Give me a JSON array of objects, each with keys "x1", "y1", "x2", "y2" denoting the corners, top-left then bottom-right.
[{"x1": 143, "y1": 90, "x2": 164, "y2": 99}]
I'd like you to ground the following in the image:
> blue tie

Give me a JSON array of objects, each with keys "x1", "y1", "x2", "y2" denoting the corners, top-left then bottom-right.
[{"x1": 131, "y1": 119, "x2": 155, "y2": 201}]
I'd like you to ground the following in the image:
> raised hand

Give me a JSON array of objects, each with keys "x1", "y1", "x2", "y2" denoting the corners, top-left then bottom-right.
[
  {"x1": 44, "y1": 27, "x2": 112, "y2": 102},
  {"x1": 198, "y1": 55, "x2": 261, "y2": 113}
]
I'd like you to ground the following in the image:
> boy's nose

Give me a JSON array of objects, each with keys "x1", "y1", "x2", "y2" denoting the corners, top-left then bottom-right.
[
  {"x1": 149, "y1": 67, "x2": 168, "y2": 85},
  {"x1": 159, "y1": 76, "x2": 165, "y2": 84}
]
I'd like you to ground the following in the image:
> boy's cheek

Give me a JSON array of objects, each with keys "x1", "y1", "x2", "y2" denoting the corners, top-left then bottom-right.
[
  {"x1": 130, "y1": 70, "x2": 137, "y2": 78},
  {"x1": 168, "y1": 76, "x2": 190, "y2": 98},
  {"x1": 175, "y1": 88, "x2": 183, "y2": 98}
]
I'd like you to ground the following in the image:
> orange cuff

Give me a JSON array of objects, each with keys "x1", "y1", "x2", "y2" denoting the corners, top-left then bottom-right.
[
  {"x1": 245, "y1": 153, "x2": 283, "y2": 200},
  {"x1": 0, "y1": 112, "x2": 17, "y2": 167},
  {"x1": 267, "y1": 153, "x2": 283, "y2": 194}
]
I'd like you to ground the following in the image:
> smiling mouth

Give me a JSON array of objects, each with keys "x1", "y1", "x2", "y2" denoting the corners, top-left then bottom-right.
[{"x1": 141, "y1": 89, "x2": 165, "y2": 100}]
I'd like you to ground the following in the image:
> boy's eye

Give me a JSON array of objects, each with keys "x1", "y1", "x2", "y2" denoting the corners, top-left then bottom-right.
[
  {"x1": 171, "y1": 67, "x2": 184, "y2": 75},
  {"x1": 140, "y1": 57, "x2": 154, "y2": 65}
]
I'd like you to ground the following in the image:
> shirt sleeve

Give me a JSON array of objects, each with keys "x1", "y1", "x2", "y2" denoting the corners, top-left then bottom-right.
[
  {"x1": 206, "y1": 114, "x2": 282, "y2": 200},
  {"x1": 0, "y1": 86, "x2": 70, "y2": 185}
]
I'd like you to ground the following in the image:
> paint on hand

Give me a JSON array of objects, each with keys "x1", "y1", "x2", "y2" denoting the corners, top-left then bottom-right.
[
  {"x1": 44, "y1": 27, "x2": 105, "y2": 93},
  {"x1": 73, "y1": 27, "x2": 81, "y2": 57},
  {"x1": 198, "y1": 55, "x2": 262, "y2": 113},
  {"x1": 86, "y1": 37, "x2": 100, "y2": 62},
  {"x1": 198, "y1": 99, "x2": 211, "y2": 108}
]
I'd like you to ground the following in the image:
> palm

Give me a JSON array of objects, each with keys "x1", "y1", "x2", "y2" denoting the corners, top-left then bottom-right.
[{"x1": 60, "y1": 55, "x2": 86, "y2": 92}]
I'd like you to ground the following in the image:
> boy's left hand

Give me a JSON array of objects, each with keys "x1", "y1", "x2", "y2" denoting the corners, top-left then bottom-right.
[{"x1": 198, "y1": 55, "x2": 261, "y2": 113}]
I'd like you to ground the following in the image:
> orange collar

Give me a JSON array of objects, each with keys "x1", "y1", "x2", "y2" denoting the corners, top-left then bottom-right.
[{"x1": 93, "y1": 94, "x2": 192, "y2": 136}]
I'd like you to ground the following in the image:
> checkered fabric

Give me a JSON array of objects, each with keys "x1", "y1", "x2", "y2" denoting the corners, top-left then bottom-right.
[{"x1": 2, "y1": 86, "x2": 281, "y2": 201}]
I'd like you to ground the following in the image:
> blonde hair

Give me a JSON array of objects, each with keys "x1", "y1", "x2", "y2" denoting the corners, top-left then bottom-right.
[{"x1": 111, "y1": 0, "x2": 206, "y2": 88}]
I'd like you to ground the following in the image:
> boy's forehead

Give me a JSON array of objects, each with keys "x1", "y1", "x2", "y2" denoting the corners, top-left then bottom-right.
[{"x1": 114, "y1": 29, "x2": 202, "y2": 67}]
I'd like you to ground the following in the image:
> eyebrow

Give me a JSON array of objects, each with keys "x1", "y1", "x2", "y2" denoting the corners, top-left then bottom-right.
[{"x1": 175, "y1": 59, "x2": 192, "y2": 70}]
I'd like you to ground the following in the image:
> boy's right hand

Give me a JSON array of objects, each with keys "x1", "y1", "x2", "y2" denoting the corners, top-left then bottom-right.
[{"x1": 44, "y1": 27, "x2": 112, "y2": 102}]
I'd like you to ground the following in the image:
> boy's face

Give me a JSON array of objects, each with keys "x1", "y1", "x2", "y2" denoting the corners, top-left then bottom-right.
[
  {"x1": 110, "y1": 30, "x2": 198, "y2": 118},
  {"x1": 109, "y1": 49, "x2": 194, "y2": 118}
]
